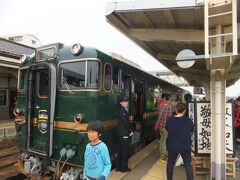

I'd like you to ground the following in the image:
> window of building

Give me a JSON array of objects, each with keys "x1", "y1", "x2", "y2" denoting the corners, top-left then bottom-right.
[
  {"x1": 32, "y1": 40, "x2": 36, "y2": 45},
  {"x1": 14, "y1": 36, "x2": 22, "y2": 42},
  {"x1": 104, "y1": 64, "x2": 112, "y2": 91},
  {"x1": 0, "y1": 90, "x2": 7, "y2": 106},
  {"x1": 8, "y1": 37, "x2": 14, "y2": 41}
]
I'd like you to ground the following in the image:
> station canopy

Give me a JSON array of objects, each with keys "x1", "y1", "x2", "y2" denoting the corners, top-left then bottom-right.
[{"x1": 106, "y1": 0, "x2": 240, "y2": 87}]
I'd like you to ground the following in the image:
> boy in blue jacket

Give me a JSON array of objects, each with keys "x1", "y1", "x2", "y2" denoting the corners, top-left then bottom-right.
[{"x1": 84, "y1": 120, "x2": 111, "y2": 180}]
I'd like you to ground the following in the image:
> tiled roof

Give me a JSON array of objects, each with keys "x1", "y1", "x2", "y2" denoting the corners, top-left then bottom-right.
[{"x1": 0, "y1": 38, "x2": 35, "y2": 57}]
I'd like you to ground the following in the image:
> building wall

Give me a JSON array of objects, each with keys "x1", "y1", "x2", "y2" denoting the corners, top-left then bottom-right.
[
  {"x1": 21, "y1": 35, "x2": 41, "y2": 48},
  {"x1": 0, "y1": 76, "x2": 17, "y2": 119},
  {"x1": 1, "y1": 34, "x2": 41, "y2": 48}
]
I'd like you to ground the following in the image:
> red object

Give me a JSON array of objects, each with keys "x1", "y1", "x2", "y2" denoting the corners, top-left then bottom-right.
[{"x1": 234, "y1": 106, "x2": 240, "y2": 127}]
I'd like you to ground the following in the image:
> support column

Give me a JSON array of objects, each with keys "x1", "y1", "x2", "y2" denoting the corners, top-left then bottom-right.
[{"x1": 210, "y1": 69, "x2": 226, "y2": 180}]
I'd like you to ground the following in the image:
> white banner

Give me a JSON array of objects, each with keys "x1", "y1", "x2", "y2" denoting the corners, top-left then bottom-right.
[
  {"x1": 195, "y1": 103, "x2": 233, "y2": 155},
  {"x1": 189, "y1": 102, "x2": 195, "y2": 153}
]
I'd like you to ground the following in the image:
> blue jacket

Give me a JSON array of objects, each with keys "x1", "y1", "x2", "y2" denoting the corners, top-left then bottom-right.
[{"x1": 84, "y1": 141, "x2": 111, "y2": 179}]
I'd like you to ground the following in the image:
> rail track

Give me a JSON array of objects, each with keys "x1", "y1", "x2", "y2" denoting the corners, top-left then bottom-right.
[{"x1": 0, "y1": 138, "x2": 21, "y2": 180}]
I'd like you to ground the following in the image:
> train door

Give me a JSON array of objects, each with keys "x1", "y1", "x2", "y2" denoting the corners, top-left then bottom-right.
[
  {"x1": 9, "y1": 90, "x2": 17, "y2": 118},
  {"x1": 133, "y1": 79, "x2": 144, "y2": 122},
  {"x1": 26, "y1": 62, "x2": 56, "y2": 157},
  {"x1": 122, "y1": 74, "x2": 131, "y2": 107}
]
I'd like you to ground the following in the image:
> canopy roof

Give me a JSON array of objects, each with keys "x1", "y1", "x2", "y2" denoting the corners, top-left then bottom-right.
[{"x1": 106, "y1": 0, "x2": 240, "y2": 87}]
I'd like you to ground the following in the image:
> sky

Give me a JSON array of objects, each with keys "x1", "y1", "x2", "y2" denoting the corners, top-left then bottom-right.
[
  {"x1": 0, "y1": 0, "x2": 167, "y2": 72},
  {"x1": 0, "y1": 0, "x2": 239, "y2": 97}
]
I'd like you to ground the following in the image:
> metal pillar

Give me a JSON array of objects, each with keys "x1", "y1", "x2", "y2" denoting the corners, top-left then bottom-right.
[{"x1": 210, "y1": 69, "x2": 226, "y2": 180}]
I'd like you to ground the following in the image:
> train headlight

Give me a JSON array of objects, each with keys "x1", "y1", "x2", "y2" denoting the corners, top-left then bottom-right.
[
  {"x1": 71, "y1": 43, "x2": 82, "y2": 56},
  {"x1": 14, "y1": 108, "x2": 21, "y2": 116},
  {"x1": 74, "y1": 113, "x2": 84, "y2": 123},
  {"x1": 20, "y1": 54, "x2": 28, "y2": 63}
]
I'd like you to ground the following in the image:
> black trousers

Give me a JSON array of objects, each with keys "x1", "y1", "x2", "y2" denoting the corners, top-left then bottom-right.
[
  {"x1": 235, "y1": 126, "x2": 240, "y2": 140},
  {"x1": 167, "y1": 151, "x2": 193, "y2": 180},
  {"x1": 116, "y1": 136, "x2": 130, "y2": 171}
]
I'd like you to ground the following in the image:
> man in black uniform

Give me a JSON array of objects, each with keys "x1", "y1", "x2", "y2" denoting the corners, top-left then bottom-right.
[{"x1": 116, "y1": 95, "x2": 133, "y2": 172}]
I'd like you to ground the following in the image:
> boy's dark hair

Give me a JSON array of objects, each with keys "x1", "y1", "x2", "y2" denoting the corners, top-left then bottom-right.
[
  {"x1": 176, "y1": 103, "x2": 186, "y2": 113},
  {"x1": 87, "y1": 120, "x2": 104, "y2": 135}
]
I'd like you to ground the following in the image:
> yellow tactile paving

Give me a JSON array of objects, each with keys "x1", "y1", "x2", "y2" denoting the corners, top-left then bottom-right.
[{"x1": 142, "y1": 160, "x2": 167, "y2": 180}]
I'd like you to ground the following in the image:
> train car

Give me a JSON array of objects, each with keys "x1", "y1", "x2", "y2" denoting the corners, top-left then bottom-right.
[{"x1": 14, "y1": 43, "x2": 188, "y2": 179}]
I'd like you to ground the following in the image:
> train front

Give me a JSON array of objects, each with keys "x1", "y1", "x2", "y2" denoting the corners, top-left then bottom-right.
[{"x1": 15, "y1": 43, "x2": 96, "y2": 179}]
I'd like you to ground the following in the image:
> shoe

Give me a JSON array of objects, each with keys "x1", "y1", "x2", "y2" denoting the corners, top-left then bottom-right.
[
  {"x1": 160, "y1": 158, "x2": 168, "y2": 163},
  {"x1": 121, "y1": 168, "x2": 131, "y2": 173}
]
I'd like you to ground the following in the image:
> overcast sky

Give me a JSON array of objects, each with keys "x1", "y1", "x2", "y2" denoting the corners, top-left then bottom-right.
[
  {"x1": 0, "y1": 0, "x2": 167, "y2": 71},
  {"x1": 0, "y1": 0, "x2": 239, "y2": 97}
]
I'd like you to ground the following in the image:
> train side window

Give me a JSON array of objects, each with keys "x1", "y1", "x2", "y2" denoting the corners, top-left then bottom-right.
[
  {"x1": 146, "y1": 86, "x2": 154, "y2": 110},
  {"x1": 113, "y1": 68, "x2": 122, "y2": 93},
  {"x1": 86, "y1": 61, "x2": 100, "y2": 89},
  {"x1": 59, "y1": 60, "x2": 100, "y2": 89},
  {"x1": 104, "y1": 64, "x2": 112, "y2": 91},
  {"x1": 60, "y1": 61, "x2": 86, "y2": 89},
  {"x1": 38, "y1": 71, "x2": 49, "y2": 97}
]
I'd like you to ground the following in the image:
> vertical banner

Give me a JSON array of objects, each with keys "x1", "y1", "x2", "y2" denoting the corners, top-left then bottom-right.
[
  {"x1": 195, "y1": 102, "x2": 234, "y2": 155},
  {"x1": 196, "y1": 103, "x2": 211, "y2": 154},
  {"x1": 188, "y1": 102, "x2": 195, "y2": 153},
  {"x1": 226, "y1": 103, "x2": 234, "y2": 154}
]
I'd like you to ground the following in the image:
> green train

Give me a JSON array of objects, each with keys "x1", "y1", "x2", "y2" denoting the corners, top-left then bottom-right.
[{"x1": 14, "y1": 43, "x2": 188, "y2": 179}]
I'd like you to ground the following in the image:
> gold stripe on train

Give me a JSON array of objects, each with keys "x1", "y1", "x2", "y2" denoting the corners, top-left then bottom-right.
[{"x1": 15, "y1": 117, "x2": 118, "y2": 132}]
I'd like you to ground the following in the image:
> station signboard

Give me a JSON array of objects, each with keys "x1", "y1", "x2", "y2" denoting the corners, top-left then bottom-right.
[{"x1": 189, "y1": 102, "x2": 234, "y2": 155}]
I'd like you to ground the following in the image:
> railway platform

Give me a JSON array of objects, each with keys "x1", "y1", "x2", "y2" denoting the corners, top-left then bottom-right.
[
  {"x1": 0, "y1": 119, "x2": 16, "y2": 140},
  {"x1": 109, "y1": 140, "x2": 240, "y2": 180},
  {"x1": 1, "y1": 119, "x2": 239, "y2": 180}
]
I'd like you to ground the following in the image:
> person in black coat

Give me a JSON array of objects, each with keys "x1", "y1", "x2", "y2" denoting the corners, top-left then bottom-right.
[{"x1": 115, "y1": 95, "x2": 133, "y2": 173}]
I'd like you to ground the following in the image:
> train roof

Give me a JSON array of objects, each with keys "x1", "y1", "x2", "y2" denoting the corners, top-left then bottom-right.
[{"x1": 21, "y1": 42, "x2": 188, "y2": 93}]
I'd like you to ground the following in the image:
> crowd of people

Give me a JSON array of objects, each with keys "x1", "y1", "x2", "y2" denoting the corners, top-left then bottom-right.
[
  {"x1": 234, "y1": 97, "x2": 240, "y2": 170},
  {"x1": 82, "y1": 93, "x2": 240, "y2": 180},
  {"x1": 83, "y1": 93, "x2": 194, "y2": 180},
  {"x1": 154, "y1": 93, "x2": 194, "y2": 180}
]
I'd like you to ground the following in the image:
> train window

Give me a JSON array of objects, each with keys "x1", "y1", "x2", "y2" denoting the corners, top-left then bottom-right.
[
  {"x1": 104, "y1": 64, "x2": 112, "y2": 91},
  {"x1": 36, "y1": 47, "x2": 55, "y2": 61},
  {"x1": 59, "y1": 60, "x2": 100, "y2": 89},
  {"x1": 123, "y1": 75, "x2": 130, "y2": 90},
  {"x1": 38, "y1": 71, "x2": 49, "y2": 97},
  {"x1": 112, "y1": 68, "x2": 122, "y2": 93},
  {"x1": 19, "y1": 69, "x2": 27, "y2": 89},
  {"x1": 146, "y1": 86, "x2": 154, "y2": 110},
  {"x1": 86, "y1": 61, "x2": 100, "y2": 88}
]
